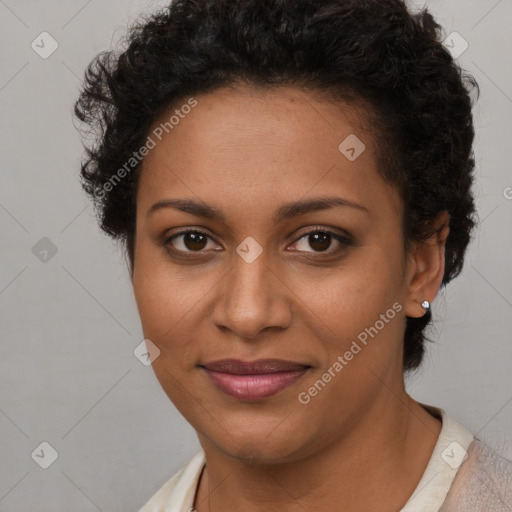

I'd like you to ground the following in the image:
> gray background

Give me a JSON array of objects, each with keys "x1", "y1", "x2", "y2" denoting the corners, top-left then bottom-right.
[{"x1": 0, "y1": 0, "x2": 511, "y2": 510}]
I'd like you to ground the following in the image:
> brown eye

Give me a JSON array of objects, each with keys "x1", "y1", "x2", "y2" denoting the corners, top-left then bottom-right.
[
  {"x1": 307, "y1": 232, "x2": 331, "y2": 252},
  {"x1": 290, "y1": 229, "x2": 353, "y2": 254},
  {"x1": 183, "y1": 232, "x2": 208, "y2": 250},
  {"x1": 165, "y1": 230, "x2": 217, "y2": 253}
]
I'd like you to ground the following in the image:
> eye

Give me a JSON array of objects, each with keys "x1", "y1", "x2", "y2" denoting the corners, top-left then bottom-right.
[
  {"x1": 289, "y1": 229, "x2": 353, "y2": 254},
  {"x1": 163, "y1": 227, "x2": 353, "y2": 257},
  {"x1": 164, "y1": 229, "x2": 219, "y2": 253}
]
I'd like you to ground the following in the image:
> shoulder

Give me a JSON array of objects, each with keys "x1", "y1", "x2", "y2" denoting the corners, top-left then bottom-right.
[
  {"x1": 402, "y1": 404, "x2": 512, "y2": 512},
  {"x1": 441, "y1": 437, "x2": 512, "y2": 511},
  {"x1": 138, "y1": 451, "x2": 206, "y2": 512}
]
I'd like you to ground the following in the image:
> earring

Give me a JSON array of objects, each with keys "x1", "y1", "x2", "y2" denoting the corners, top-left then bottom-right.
[{"x1": 421, "y1": 300, "x2": 430, "y2": 312}]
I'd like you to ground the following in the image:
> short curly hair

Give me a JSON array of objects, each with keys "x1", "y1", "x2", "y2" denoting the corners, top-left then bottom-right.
[{"x1": 74, "y1": 0, "x2": 479, "y2": 374}]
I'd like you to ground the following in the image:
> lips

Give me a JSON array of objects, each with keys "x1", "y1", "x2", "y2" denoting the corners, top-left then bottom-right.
[
  {"x1": 203, "y1": 359, "x2": 309, "y2": 374},
  {"x1": 201, "y1": 359, "x2": 310, "y2": 400}
]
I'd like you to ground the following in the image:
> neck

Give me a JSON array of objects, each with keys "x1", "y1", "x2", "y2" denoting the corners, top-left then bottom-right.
[{"x1": 194, "y1": 393, "x2": 442, "y2": 512}]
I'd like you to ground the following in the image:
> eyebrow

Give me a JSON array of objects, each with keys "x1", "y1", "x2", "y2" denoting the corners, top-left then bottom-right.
[{"x1": 147, "y1": 196, "x2": 369, "y2": 223}]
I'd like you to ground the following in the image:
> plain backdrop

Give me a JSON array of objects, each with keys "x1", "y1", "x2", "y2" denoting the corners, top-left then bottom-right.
[{"x1": 0, "y1": 0, "x2": 511, "y2": 510}]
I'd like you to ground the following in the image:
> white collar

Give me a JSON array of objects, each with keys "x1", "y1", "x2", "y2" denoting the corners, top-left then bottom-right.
[{"x1": 400, "y1": 403, "x2": 474, "y2": 511}]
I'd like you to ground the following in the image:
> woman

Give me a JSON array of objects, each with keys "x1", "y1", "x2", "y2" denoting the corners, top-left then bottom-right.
[{"x1": 74, "y1": 0, "x2": 512, "y2": 510}]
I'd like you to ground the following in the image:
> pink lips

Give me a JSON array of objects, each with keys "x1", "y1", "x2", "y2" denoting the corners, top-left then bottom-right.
[{"x1": 201, "y1": 359, "x2": 310, "y2": 400}]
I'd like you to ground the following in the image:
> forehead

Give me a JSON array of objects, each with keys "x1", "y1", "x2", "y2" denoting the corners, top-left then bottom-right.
[{"x1": 137, "y1": 84, "x2": 402, "y2": 224}]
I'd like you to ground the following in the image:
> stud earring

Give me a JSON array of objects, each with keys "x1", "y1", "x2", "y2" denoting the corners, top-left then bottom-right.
[{"x1": 421, "y1": 300, "x2": 430, "y2": 312}]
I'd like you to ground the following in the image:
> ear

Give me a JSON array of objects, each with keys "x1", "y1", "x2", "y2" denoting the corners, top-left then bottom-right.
[{"x1": 404, "y1": 211, "x2": 450, "y2": 318}]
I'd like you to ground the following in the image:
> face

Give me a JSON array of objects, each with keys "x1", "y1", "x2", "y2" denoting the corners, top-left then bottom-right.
[{"x1": 132, "y1": 85, "x2": 417, "y2": 463}]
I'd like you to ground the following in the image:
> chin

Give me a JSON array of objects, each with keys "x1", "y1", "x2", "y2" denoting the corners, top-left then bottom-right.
[{"x1": 196, "y1": 410, "x2": 320, "y2": 465}]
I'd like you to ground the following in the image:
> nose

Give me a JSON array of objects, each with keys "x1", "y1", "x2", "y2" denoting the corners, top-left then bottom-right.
[{"x1": 211, "y1": 249, "x2": 293, "y2": 340}]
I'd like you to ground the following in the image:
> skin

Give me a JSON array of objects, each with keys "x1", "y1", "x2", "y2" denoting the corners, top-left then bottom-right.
[{"x1": 131, "y1": 84, "x2": 449, "y2": 511}]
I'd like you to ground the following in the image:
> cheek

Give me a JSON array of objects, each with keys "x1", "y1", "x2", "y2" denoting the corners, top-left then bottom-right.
[
  {"x1": 131, "y1": 248, "x2": 216, "y2": 364},
  {"x1": 133, "y1": 269, "x2": 197, "y2": 403},
  {"x1": 299, "y1": 254, "x2": 402, "y2": 333},
  {"x1": 296, "y1": 255, "x2": 406, "y2": 395},
  {"x1": 132, "y1": 244, "x2": 177, "y2": 342},
  {"x1": 133, "y1": 273, "x2": 189, "y2": 346},
  {"x1": 294, "y1": 262, "x2": 405, "y2": 413}
]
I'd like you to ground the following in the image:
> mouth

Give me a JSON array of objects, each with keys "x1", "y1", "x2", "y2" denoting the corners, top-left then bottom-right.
[{"x1": 200, "y1": 359, "x2": 311, "y2": 400}]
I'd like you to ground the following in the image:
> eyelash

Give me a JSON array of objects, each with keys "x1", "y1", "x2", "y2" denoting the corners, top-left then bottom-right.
[{"x1": 163, "y1": 227, "x2": 353, "y2": 258}]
